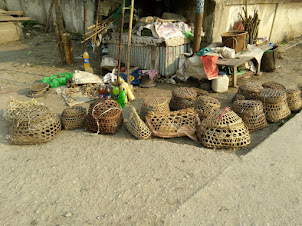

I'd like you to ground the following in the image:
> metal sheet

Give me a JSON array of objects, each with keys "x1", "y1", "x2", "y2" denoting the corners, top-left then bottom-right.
[{"x1": 107, "y1": 43, "x2": 190, "y2": 77}]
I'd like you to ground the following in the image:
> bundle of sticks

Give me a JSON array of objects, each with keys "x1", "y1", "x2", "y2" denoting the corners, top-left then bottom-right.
[{"x1": 239, "y1": 8, "x2": 260, "y2": 44}]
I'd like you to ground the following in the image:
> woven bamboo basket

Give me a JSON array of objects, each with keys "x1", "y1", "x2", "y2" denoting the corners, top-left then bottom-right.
[
  {"x1": 286, "y1": 89, "x2": 302, "y2": 111},
  {"x1": 232, "y1": 93, "x2": 245, "y2": 102},
  {"x1": 237, "y1": 83, "x2": 263, "y2": 100},
  {"x1": 169, "y1": 87, "x2": 197, "y2": 111},
  {"x1": 141, "y1": 95, "x2": 170, "y2": 120},
  {"x1": 257, "y1": 88, "x2": 290, "y2": 122},
  {"x1": 85, "y1": 100, "x2": 123, "y2": 134},
  {"x1": 145, "y1": 108, "x2": 200, "y2": 138},
  {"x1": 262, "y1": 81, "x2": 286, "y2": 90},
  {"x1": 127, "y1": 107, "x2": 151, "y2": 140},
  {"x1": 232, "y1": 100, "x2": 267, "y2": 132},
  {"x1": 62, "y1": 106, "x2": 87, "y2": 130},
  {"x1": 9, "y1": 105, "x2": 61, "y2": 145},
  {"x1": 194, "y1": 96, "x2": 221, "y2": 121},
  {"x1": 197, "y1": 107, "x2": 250, "y2": 149}
]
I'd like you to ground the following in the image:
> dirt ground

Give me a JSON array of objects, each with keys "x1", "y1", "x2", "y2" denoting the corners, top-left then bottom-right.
[{"x1": 0, "y1": 29, "x2": 301, "y2": 225}]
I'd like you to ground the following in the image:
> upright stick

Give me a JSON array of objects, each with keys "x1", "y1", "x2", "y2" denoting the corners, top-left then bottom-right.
[
  {"x1": 93, "y1": 0, "x2": 101, "y2": 52},
  {"x1": 83, "y1": 0, "x2": 87, "y2": 52},
  {"x1": 126, "y1": 0, "x2": 135, "y2": 86},
  {"x1": 193, "y1": 0, "x2": 204, "y2": 53},
  {"x1": 117, "y1": 0, "x2": 125, "y2": 84},
  {"x1": 45, "y1": 0, "x2": 55, "y2": 33}
]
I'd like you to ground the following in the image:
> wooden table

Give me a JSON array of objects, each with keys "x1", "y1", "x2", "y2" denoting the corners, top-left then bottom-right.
[{"x1": 216, "y1": 45, "x2": 272, "y2": 87}]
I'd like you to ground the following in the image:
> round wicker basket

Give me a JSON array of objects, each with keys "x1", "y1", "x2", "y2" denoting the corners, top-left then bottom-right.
[
  {"x1": 145, "y1": 108, "x2": 200, "y2": 138},
  {"x1": 257, "y1": 88, "x2": 290, "y2": 122},
  {"x1": 9, "y1": 105, "x2": 61, "y2": 145},
  {"x1": 194, "y1": 96, "x2": 221, "y2": 121},
  {"x1": 169, "y1": 87, "x2": 197, "y2": 110},
  {"x1": 141, "y1": 95, "x2": 170, "y2": 120},
  {"x1": 237, "y1": 83, "x2": 263, "y2": 100},
  {"x1": 85, "y1": 100, "x2": 123, "y2": 134},
  {"x1": 232, "y1": 100, "x2": 267, "y2": 132},
  {"x1": 286, "y1": 89, "x2": 302, "y2": 111},
  {"x1": 262, "y1": 81, "x2": 286, "y2": 90},
  {"x1": 62, "y1": 106, "x2": 86, "y2": 130},
  {"x1": 197, "y1": 107, "x2": 250, "y2": 149},
  {"x1": 127, "y1": 107, "x2": 151, "y2": 140}
]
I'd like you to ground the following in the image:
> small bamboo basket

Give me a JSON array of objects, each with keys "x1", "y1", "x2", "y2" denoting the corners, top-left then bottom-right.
[
  {"x1": 169, "y1": 87, "x2": 197, "y2": 111},
  {"x1": 62, "y1": 106, "x2": 87, "y2": 130},
  {"x1": 286, "y1": 89, "x2": 302, "y2": 111},
  {"x1": 194, "y1": 96, "x2": 221, "y2": 121},
  {"x1": 141, "y1": 95, "x2": 170, "y2": 120}
]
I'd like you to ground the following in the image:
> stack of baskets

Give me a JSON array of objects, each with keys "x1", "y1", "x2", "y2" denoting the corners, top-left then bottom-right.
[
  {"x1": 85, "y1": 100, "x2": 123, "y2": 134},
  {"x1": 286, "y1": 88, "x2": 302, "y2": 111},
  {"x1": 145, "y1": 108, "x2": 200, "y2": 138},
  {"x1": 194, "y1": 96, "x2": 221, "y2": 121},
  {"x1": 232, "y1": 100, "x2": 267, "y2": 132},
  {"x1": 197, "y1": 107, "x2": 250, "y2": 149},
  {"x1": 62, "y1": 106, "x2": 86, "y2": 130},
  {"x1": 127, "y1": 107, "x2": 151, "y2": 140},
  {"x1": 169, "y1": 87, "x2": 197, "y2": 110},
  {"x1": 257, "y1": 88, "x2": 290, "y2": 122},
  {"x1": 141, "y1": 95, "x2": 170, "y2": 120},
  {"x1": 9, "y1": 105, "x2": 61, "y2": 145},
  {"x1": 233, "y1": 83, "x2": 263, "y2": 102}
]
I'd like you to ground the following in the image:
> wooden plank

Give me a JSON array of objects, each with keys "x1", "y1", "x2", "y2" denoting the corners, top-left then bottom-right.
[
  {"x1": 0, "y1": 16, "x2": 30, "y2": 22},
  {"x1": 0, "y1": 11, "x2": 24, "y2": 16},
  {"x1": 216, "y1": 57, "x2": 253, "y2": 67}
]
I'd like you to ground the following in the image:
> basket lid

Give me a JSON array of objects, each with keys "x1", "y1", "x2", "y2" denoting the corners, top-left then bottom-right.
[
  {"x1": 257, "y1": 88, "x2": 287, "y2": 103},
  {"x1": 172, "y1": 87, "x2": 197, "y2": 99},
  {"x1": 89, "y1": 100, "x2": 122, "y2": 119},
  {"x1": 143, "y1": 95, "x2": 169, "y2": 107},
  {"x1": 232, "y1": 100, "x2": 263, "y2": 114},
  {"x1": 196, "y1": 96, "x2": 221, "y2": 106},
  {"x1": 262, "y1": 81, "x2": 286, "y2": 90}
]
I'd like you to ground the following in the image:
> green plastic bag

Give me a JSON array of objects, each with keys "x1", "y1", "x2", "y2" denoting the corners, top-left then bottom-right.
[{"x1": 41, "y1": 73, "x2": 73, "y2": 88}]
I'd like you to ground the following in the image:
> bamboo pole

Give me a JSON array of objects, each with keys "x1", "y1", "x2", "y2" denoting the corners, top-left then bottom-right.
[
  {"x1": 54, "y1": 0, "x2": 64, "y2": 34},
  {"x1": 93, "y1": 0, "x2": 102, "y2": 52},
  {"x1": 45, "y1": 0, "x2": 55, "y2": 33},
  {"x1": 117, "y1": 0, "x2": 126, "y2": 84},
  {"x1": 83, "y1": 0, "x2": 87, "y2": 52},
  {"x1": 126, "y1": 0, "x2": 134, "y2": 86}
]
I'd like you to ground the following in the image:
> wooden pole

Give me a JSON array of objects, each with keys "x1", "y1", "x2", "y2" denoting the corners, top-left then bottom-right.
[
  {"x1": 45, "y1": 0, "x2": 55, "y2": 33},
  {"x1": 193, "y1": 0, "x2": 204, "y2": 53},
  {"x1": 126, "y1": 0, "x2": 135, "y2": 86},
  {"x1": 54, "y1": 21, "x2": 65, "y2": 64},
  {"x1": 54, "y1": 0, "x2": 64, "y2": 34},
  {"x1": 62, "y1": 33, "x2": 74, "y2": 64},
  {"x1": 93, "y1": 0, "x2": 101, "y2": 52},
  {"x1": 117, "y1": 0, "x2": 125, "y2": 84}
]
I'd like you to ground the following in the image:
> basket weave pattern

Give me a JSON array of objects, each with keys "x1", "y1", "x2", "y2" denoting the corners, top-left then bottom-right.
[
  {"x1": 127, "y1": 107, "x2": 151, "y2": 140},
  {"x1": 62, "y1": 106, "x2": 86, "y2": 130},
  {"x1": 194, "y1": 96, "x2": 221, "y2": 121},
  {"x1": 237, "y1": 83, "x2": 263, "y2": 100},
  {"x1": 197, "y1": 108, "x2": 250, "y2": 149},
  {"x1": 85, "y1": 100, "x2": 123, "y2": 134},
  {"x1": 257, "y1": 88, "x2": 290, "y2": 122},
  {"x1": 286, "y1": 89, "x2": 302, "y2": 111},
  {"x1": 141, "y1": 95, "x2": 170, "y2": 120},
  {"x1": 262, "y1": 81, "x2": 286, "y2": 90},
  {"x1": 9, "y1": 105, "x2": 61, "y2": 145},
  {"x1": 145, "y1": 108, "x2": 200, "y2": 138},
  {"x1": 232, "y1": 100, "x2": 267, "y2": 132},
  {"x1": 169, "y1": 87, "x2": 197, "y2": 111}
]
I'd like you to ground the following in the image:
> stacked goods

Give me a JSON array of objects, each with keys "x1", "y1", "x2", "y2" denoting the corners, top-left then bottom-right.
[
  {"x1": 194, "y1": 96, "x2": 221, "y2": 121},
  {"x1": 286, "y1": 89, "x2": 302, "y2": 111},
  {"x1": 9, "y1": 105, "x2": 61, "y2": 145},
  {"x1": 257, "y1": 88, "x2": 290, "y2": 122},
  {"x1": 169, "y1": 87, "x2": 197, "y2": 111},
  {"x1": 85, "y1": 100, "x2": 123, "y2": 134},
  {"x1": 262, "y1": 81, "x2": 286, "y2": 90},
  {"x1": 126, "y1": 107, "x2": 151, "y2": 140},
  {"x1": 232, "y1": 100, "x2": 267, "y2": 132},
  {"x1": 62, "y1": 106, "x2": 87, "y2": 130},
  {"x1": 145, "y1": 108, "x2": 200, "y2": 139},
  {"x1": 197, "y1": 107, "x2": 250, "y2": 149},
  {"x1": 141, "y1": 95, "x2": 170, "y2": 120}
]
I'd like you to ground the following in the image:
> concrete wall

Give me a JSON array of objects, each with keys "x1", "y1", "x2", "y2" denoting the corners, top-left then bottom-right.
[
  {"x1": 0, "y1": 0, "x2": 95, "y2": 34},
  {"x1": 203, "y1": 0, "x2": 302, "y2": 44}
]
